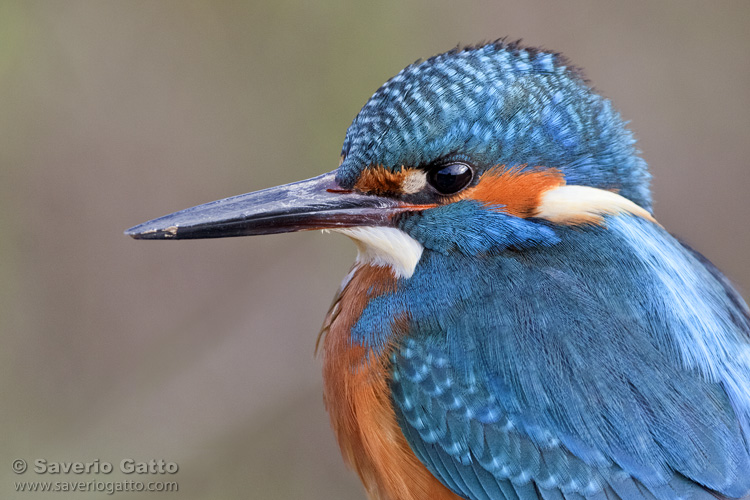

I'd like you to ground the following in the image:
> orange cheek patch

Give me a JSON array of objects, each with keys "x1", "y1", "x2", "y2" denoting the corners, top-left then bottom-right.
[
  {"x1": 461, "y1": 165, "x2": 566, "y2": 217},
  {"x1": 355, "y1": 165, "x2": 416, "y2": 195}
]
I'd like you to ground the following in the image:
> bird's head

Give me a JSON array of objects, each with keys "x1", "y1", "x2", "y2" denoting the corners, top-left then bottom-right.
[{"x1": 126, "y1": 41, "x2": 652, "y2": 278}]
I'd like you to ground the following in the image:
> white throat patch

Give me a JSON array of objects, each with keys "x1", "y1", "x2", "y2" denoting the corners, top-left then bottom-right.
[{"x1": 329, "y1": 226, "x2": 423, "y2": 278}]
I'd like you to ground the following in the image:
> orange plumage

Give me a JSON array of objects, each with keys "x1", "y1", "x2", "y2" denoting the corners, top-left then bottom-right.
[
  {"x1": 460, "y1": 165, "x2": 565, "y2": 217},
  {"x1": 354, "y1": 165, "x2": 416, "y2": 195},
  {"x1": 321, "y1": 264, "x2": 459, "y2": 500}
]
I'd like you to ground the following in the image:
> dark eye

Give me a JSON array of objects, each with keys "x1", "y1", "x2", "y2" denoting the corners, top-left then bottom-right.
[{"x1": 427, "y1": 162, "x2": 474, "y2": 195}]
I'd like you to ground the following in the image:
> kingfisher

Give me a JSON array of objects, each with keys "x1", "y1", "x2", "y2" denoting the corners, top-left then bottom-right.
[{"x1": 126, "y1": 40, "x2": 750, "y2": 500}]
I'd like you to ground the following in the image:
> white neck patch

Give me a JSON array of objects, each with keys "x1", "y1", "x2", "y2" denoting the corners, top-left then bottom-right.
[
  {"x1": 329, "y1": 226, "x2": 423, "y2": 279},
  {"x1": 536, "y1": 185, "x2": 655, "y2": 225}
]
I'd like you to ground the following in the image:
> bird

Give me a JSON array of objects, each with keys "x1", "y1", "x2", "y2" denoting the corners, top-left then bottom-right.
[{"x1": 126, "y1": 40, "x2": 750, "y2": 500}]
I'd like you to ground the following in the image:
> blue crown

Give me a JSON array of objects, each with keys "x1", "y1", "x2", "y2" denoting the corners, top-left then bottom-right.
[{"x1": 337, "y1": 40, "x2": 652, "y2": 211}]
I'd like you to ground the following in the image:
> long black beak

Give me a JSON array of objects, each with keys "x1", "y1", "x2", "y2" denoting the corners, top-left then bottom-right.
[{"x1": 125, "y1": 171, "x2": 424, "y2": 240}]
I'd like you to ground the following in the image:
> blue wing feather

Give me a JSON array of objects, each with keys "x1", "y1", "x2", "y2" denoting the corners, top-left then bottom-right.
[{"x1": 379, "y1": 215, "x2": 750, "y2": 500}]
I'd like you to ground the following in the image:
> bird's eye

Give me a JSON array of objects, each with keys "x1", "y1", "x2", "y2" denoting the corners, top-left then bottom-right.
[{"x1": 427, "y1": 162, "x2": 474, "y2": 195}]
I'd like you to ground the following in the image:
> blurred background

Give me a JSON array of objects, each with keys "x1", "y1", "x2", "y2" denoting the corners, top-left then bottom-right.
[{"x1": 1, "y1": 1, "x2": 748, "y2": 498}]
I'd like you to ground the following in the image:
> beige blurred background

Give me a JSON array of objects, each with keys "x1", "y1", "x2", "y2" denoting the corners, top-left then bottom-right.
[{"x1": 1, "y1": 1, "x2": 748, "y2": 499}]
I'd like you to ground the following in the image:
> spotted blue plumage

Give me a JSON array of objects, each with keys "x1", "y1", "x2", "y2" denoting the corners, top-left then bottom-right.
[
  {"x1": 336, "y1": 40, "x2": 651, "y2": 210},
  {"x1": 382, "y1": 215, "x2": 750, "y2": 500},
  {"x1": 336, "y1": 41, "x2": 750, "y2": 499}
]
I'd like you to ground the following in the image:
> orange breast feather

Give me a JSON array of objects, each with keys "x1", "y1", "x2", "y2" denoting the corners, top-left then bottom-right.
[{"x1": 321, "y1": 264, "x2": 460, "y2": 500}]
